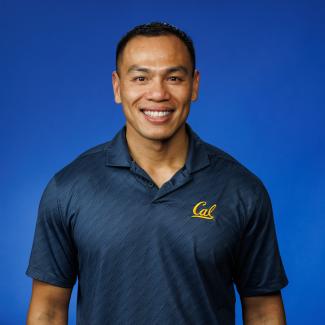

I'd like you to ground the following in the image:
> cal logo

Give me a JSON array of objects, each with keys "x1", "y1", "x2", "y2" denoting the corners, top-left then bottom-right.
[{"x1": 191, "y1": 201, "x2": 217, "y2": 220}]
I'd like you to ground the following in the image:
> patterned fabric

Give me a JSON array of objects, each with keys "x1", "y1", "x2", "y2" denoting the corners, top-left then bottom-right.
[{"x1": 26, "y1": 123, "x2": 288, "y2": 324}]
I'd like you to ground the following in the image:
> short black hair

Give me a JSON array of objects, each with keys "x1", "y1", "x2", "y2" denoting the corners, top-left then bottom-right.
[{"x1": 115, "y1": 22, "x2": 196, "y2": 75}]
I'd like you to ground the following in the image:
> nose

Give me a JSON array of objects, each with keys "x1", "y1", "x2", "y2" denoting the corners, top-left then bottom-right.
[{"x1": 146, "y1": 78, "x2": 170, "y2": 102}]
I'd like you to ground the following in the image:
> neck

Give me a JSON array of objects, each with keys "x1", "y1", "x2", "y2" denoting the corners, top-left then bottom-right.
[{"x1": 125, "y1": 124, "x2": 189, "y2": 173}]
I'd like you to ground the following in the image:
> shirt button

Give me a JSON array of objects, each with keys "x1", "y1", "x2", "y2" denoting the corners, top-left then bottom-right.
[{"x1": 148, "y1": 182, "x2": 154, "y2": 187}]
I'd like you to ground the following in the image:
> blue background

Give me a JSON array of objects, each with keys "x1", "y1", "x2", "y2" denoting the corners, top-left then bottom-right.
[{"x1": 1, "y1": 0, "x2": 324, "y2": 324}]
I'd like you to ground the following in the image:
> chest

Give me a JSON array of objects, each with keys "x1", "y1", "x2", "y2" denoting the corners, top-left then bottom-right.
[{"x1": 70, "y1": 174, "x2": 243, "y2": 274}]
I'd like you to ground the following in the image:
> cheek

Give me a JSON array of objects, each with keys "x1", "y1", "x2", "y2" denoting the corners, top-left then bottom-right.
[
  {"x1": 120, "y1": 84, "x2": 145, "y2": 104},
  {"x1": 169, "y1": 84, "x2": 193, "y2": 100},
  {"x1": 174, "y1": 90, "x2": 193, "y2": 107}
]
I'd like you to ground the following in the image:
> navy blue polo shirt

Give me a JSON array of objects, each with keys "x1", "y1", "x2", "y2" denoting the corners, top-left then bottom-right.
[{"x1": 26, "y1": 124, "x2": 288, "y2": 324}]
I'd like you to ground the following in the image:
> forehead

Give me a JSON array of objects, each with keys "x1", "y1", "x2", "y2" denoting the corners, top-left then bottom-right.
[{"x1": 119, "y1": 35, "x2": 192, "y2": 70}]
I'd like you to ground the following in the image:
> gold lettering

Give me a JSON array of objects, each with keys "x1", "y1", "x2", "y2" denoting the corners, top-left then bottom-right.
[
  {"x1": 193, "y1": 201, "x2": 206, "y2": 215},
  {"x1": 200, "y1": 208, "x2": 208, "y2": 216},
  {"x1": 208, "y1": 204, "x2": 216, "y2": 217},
  {"x1": 192, "y1": 201, "x2": 216, "y2": 220}
]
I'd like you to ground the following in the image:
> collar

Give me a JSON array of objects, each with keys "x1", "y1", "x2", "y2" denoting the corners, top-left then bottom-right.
[{"x1": 105, "y1": 123, "x2": 210, "y2": 174}]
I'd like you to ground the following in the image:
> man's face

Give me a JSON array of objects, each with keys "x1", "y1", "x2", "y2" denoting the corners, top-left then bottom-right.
[{"x1": 112, "y1": 35, "x2": 200, "y2": 141}]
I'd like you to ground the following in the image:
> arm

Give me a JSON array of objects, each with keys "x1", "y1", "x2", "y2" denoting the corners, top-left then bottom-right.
[
  {"x1": 27, "y1": 279, "x2": 73, "y2": 325},
  {"x1": 240, "y1": 291, "x2": 286, "y2": 325}
]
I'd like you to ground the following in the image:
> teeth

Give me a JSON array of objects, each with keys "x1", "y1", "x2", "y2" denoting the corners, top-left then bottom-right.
[{"x1": 143, "y1": 110, "x2": 172, "y2": 117}]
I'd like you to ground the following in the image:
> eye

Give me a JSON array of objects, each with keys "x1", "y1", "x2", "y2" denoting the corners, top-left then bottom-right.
[
  {"x1": 167, "y1": 76, "x2": 183, "y2": 82},
  {"x1": 133, "y1": 76, "x2": 147, "y2": 82}
]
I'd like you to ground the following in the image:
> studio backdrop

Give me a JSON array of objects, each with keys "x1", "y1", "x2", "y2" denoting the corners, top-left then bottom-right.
[{"x1": 1, "y1": 1, "x2": 324, "y2": 324}]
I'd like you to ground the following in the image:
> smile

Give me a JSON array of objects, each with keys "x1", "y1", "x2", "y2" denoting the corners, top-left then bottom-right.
[{"x1": 142, "y1": 110, "x2": 173, "y2": 117}]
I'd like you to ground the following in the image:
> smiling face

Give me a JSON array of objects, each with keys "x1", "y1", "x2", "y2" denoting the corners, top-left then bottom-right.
[{"x1": 112, "y1": 35, "x2": 200, "y2": 142}]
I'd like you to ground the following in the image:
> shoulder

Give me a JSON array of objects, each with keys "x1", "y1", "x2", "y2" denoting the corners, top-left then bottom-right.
[
  {"x1": 200, "y1": 140, "x2": 273, "y2": 227},
  {"x1": 48, "y1": 140, "x2": 111, "y2": 194},
  {"x1": 201, "y1": 139, "x2": 268, "y2": 201},
  {"x1": 204, "y1": 140, "x2": 262, "y2": 181}
]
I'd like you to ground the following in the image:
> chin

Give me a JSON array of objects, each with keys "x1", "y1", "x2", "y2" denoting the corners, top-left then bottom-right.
[
  {"x1": 126, "y1": 120, "x2": 183, "y2": 142},
  {"x1": 141, "y1": 130, "x2": 173, "y2": 142}
]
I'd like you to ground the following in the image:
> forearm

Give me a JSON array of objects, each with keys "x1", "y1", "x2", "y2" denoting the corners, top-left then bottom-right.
[
  {"x1": 27, "y1": 298, "x2": 68, "y2": 325},
  {"x1": 27, "y1": 280, "x2": 71, "y2": 325},
  {"x1": 241, "y1": 292, "x2": 286, "y2": 325},
  {"x1": 243, "y1": 311, "x2": 286, "y2": 325},
  {"x1": 27, "y1": 307, "x2": 68, "y2": 325}
]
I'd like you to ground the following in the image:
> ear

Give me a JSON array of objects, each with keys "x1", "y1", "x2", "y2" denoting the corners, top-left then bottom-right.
[
  {"x1": 112, "y1": 71, "x2": 122, "y2": 104},
  {"x1": 191, "y1": 69, "x2": 200, "y2": 102}
]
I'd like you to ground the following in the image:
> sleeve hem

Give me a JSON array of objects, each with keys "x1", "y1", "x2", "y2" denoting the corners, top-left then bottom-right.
[
  {"x1": 237, "y1": 278, "x2": 289, "y2": 297},
  {"x1": 25, "y1": 266, "x2": 76, "y2": 288}
]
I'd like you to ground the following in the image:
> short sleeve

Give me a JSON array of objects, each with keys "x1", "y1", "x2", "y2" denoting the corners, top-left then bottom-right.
[
  {"x1": 234, "y1": 182, "x2": 288, "y2": 296},
  {"x1": 26, "y1": 176, "x2": 78, "y2": 288}
]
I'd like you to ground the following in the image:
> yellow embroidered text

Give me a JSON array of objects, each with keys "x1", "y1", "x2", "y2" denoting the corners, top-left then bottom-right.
[{"x1": 192, "y1": 201, "x2": 217, "y2": 220}]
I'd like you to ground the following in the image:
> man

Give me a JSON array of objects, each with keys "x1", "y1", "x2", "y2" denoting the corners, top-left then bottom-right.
[{"x1": 26, "y1": 22, "x2": 288, "y2": 324}]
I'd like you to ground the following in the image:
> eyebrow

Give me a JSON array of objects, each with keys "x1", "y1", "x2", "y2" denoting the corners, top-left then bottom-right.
[{"x1": 127, "y1": 65, "x2": 189, "y2": 75}]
